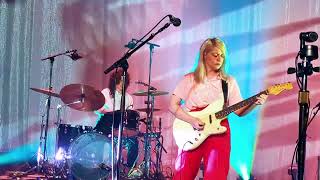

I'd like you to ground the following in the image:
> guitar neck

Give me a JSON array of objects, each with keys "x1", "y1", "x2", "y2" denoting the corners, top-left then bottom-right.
[{"x1": 215, "y1": 90, "x2": 267, "y2": 119}]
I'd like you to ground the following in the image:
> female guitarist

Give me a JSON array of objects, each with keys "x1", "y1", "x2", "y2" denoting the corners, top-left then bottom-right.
[{"x1": 169, "y1": 37, "x2": 268, "y2": 180}]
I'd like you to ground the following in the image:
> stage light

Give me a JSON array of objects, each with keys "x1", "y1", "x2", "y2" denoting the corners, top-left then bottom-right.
[
  {"x1": 237, "y1": 174, "x2": 256, "y2": 180},
  {"x1": 55, "y1": 147, "x2": 66, "y2": 161}
]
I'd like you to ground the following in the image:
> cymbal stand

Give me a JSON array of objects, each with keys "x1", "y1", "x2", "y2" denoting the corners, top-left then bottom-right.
[
  {"x1": 154, "y1": 118, "x2": 168, "y2": 179},
  {"x1": 53, "y1": 104, "x2": 68, "y2": 178},
  {"x1": 139, "y1": 40, "x2": 159, "y2": 178},
  {"x1": 53, "y1": 102, "x2": 78, "y2": 178}
]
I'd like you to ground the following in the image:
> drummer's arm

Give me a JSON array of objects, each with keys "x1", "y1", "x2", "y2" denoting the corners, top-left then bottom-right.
[
  {"x1": 95, "y1": 88, "x2": 112, "y2": 114},
  {"x1": 96, "y1": 104, "x2": 111, "y2": 114}
]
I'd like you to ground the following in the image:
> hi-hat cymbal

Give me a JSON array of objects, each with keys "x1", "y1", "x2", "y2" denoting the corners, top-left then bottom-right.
[
  {"x1": 136, "y1": 108, "x2": 160, "y2": 112},
  {"x1": 132, "y1": 90, "x2": 169, "y2": 96},
  {"x1": 60, "y1": 84, "x2": 105, "y2": 111},
  {"x1": 30, "y1": 87, "x2": 60, "y2": 98}
]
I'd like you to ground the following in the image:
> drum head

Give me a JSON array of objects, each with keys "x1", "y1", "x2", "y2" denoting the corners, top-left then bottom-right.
[{"x1": 68, "y1": 132, "x2": 113, "y2": 180}]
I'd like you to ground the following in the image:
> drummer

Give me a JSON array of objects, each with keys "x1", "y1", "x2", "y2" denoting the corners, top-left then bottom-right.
[
  {"x1": 95, "y1": 69, "x2": 139, "y2": 170},
  {"x1": 96, "y1": 70, "x2": 133, "y2": 114}
]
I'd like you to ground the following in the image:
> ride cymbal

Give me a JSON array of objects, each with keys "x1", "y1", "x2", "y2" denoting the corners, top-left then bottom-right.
[{"x1": 60, "y1": 84, "x2": 105, "y2": 111}]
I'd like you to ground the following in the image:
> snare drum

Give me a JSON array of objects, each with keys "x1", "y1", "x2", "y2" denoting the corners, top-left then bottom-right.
[{"x1": 95, "y1": 110, "x2": 140, "y2": 137}]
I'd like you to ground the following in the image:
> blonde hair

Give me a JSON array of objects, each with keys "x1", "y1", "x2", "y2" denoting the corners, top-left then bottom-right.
[{"x1": 194, "y1": 37, "x2": 228, "y2": 83}]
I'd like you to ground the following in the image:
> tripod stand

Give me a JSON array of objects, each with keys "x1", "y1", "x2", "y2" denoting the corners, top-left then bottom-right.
[{"x1": 145, "y1": 117, "x2": 167, "y2": 179}]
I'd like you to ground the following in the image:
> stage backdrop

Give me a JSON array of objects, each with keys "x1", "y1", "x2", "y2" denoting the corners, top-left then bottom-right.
[{"x1": 1, "y1": 0, "x2": 320, "y2": 179}]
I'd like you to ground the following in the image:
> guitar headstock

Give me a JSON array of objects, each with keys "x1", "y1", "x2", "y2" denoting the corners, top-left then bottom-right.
[{"x1": 267, "y1": 82, "x2": 293, "y2": 95}]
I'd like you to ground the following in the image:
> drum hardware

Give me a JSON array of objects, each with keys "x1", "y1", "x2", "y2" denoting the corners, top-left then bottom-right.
[
  {"x1": 132, "y1": 60, "x2": 169, "y2": 179},
  {"x1": 139, "y1": 132, "x2": 161, "y2": 139},
  {"x1": 135, "y1": 81, "x2": 157, "y2": 90},
  {"x1": 137, "y1": 118, "x2": 167, "y2": 178},
  {"x1": 154, "y1": 117, "x2": 167, "y2": 178}
]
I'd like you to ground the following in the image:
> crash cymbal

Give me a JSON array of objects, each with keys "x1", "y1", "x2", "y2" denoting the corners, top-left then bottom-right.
[
  {"x1": 60, "y1": 84, "x2": 105, "y2": 111},
  {"x1": 30, "y1": 87, "x2": 60, "y2": 98},
  {"x1": 132, "y1": 90, "x2": 169, "y2": 96},
  {"x1": 136, "y1": 108, "x2": 160, "y2": 112}
]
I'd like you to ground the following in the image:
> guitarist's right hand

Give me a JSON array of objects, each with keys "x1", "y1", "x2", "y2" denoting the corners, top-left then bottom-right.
[{"x1": 191, "y1": 118, "x2": 205, "y2": 131}]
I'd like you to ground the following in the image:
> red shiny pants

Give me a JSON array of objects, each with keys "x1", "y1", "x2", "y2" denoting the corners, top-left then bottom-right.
[{"x1": 173, "y1": 120, "x2": 231, "y2": 180}]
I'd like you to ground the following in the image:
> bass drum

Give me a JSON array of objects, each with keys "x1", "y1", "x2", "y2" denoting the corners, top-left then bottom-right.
[{"x1": 67, "y1": 132, "x2": 114, "y2": 180}]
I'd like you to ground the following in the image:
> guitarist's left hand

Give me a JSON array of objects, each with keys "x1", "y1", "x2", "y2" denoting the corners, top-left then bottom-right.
[{"x1": 255, "y1": 94, "x2": 268, "y2": 105}]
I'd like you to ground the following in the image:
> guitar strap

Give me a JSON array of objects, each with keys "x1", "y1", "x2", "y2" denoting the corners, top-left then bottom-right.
[{"x1": 221, "y1": 80, "x2": 228, "y2": 108}]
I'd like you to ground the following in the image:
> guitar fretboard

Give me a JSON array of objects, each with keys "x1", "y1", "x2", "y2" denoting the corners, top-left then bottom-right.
[{"x1": 215, "y1": 90, "x2": 267, "y2": 119}]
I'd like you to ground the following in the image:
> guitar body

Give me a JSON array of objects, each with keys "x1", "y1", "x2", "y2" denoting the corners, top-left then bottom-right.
[
  {"x1": 172, "y1": 98, "x2": 227, "y2": 151},
  {"x1": 172, "y1": 82, "x2": 293, "y2": 151}
]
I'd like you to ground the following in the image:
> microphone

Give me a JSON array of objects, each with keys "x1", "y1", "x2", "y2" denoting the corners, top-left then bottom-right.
[
  {"x1": 168, "y1": 15, "x2": 181, "y2": 27},
  {"x1": 67, "y1": 50, "x2": 82, "y2": 61},
  {"x1": 300, "y1": 32, "x2": 318, "y2": 42},
  {"x1": 65, "y1": 49, "x2": 77, "y2": 53},
  {"x1": 124, "y1": 39, "x2": 137, "y2": 49}
]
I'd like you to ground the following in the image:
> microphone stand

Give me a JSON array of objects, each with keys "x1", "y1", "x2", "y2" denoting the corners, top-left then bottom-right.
[
  {"x1": 41, "y1": 57, "x2": 54, "y2": 164},
  {"x1": 29, "y1": 50, "x2": 78, "y2": 174},
  {"x1": 116, "y1": 64, "x2": 129, "y2": 180},
  {"x1": 296, "y1": 56, "x2": 310, "y2": 180},
  {"x1": 104, "y1": 22, "x2": 171, "y2": 75},
  {"x1": 288, "y1": 40, "x2": 318, "y2": 180},
  {"x1": 31, "y1": 56, "x2": 56, "y2": 174},
  {"x1": 39, "y1": 50, "x2": 78, "y2": 161},
  {"x1": 104, "y1": 21, "x2": 173, "y2": 180}
]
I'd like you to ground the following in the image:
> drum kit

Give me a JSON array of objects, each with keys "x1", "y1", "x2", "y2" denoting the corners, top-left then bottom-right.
[
  {"x1": 20, "y1": 25, "x2": 169, "y2": 179},
  {"x1": 27, "y1": 84, "x2": 168, "y2": 180}
]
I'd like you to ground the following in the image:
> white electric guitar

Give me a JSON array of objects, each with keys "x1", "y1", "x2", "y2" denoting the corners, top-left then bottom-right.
[{"x1": 172, "y1": 82, "x2": 293, "y2": 151}]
